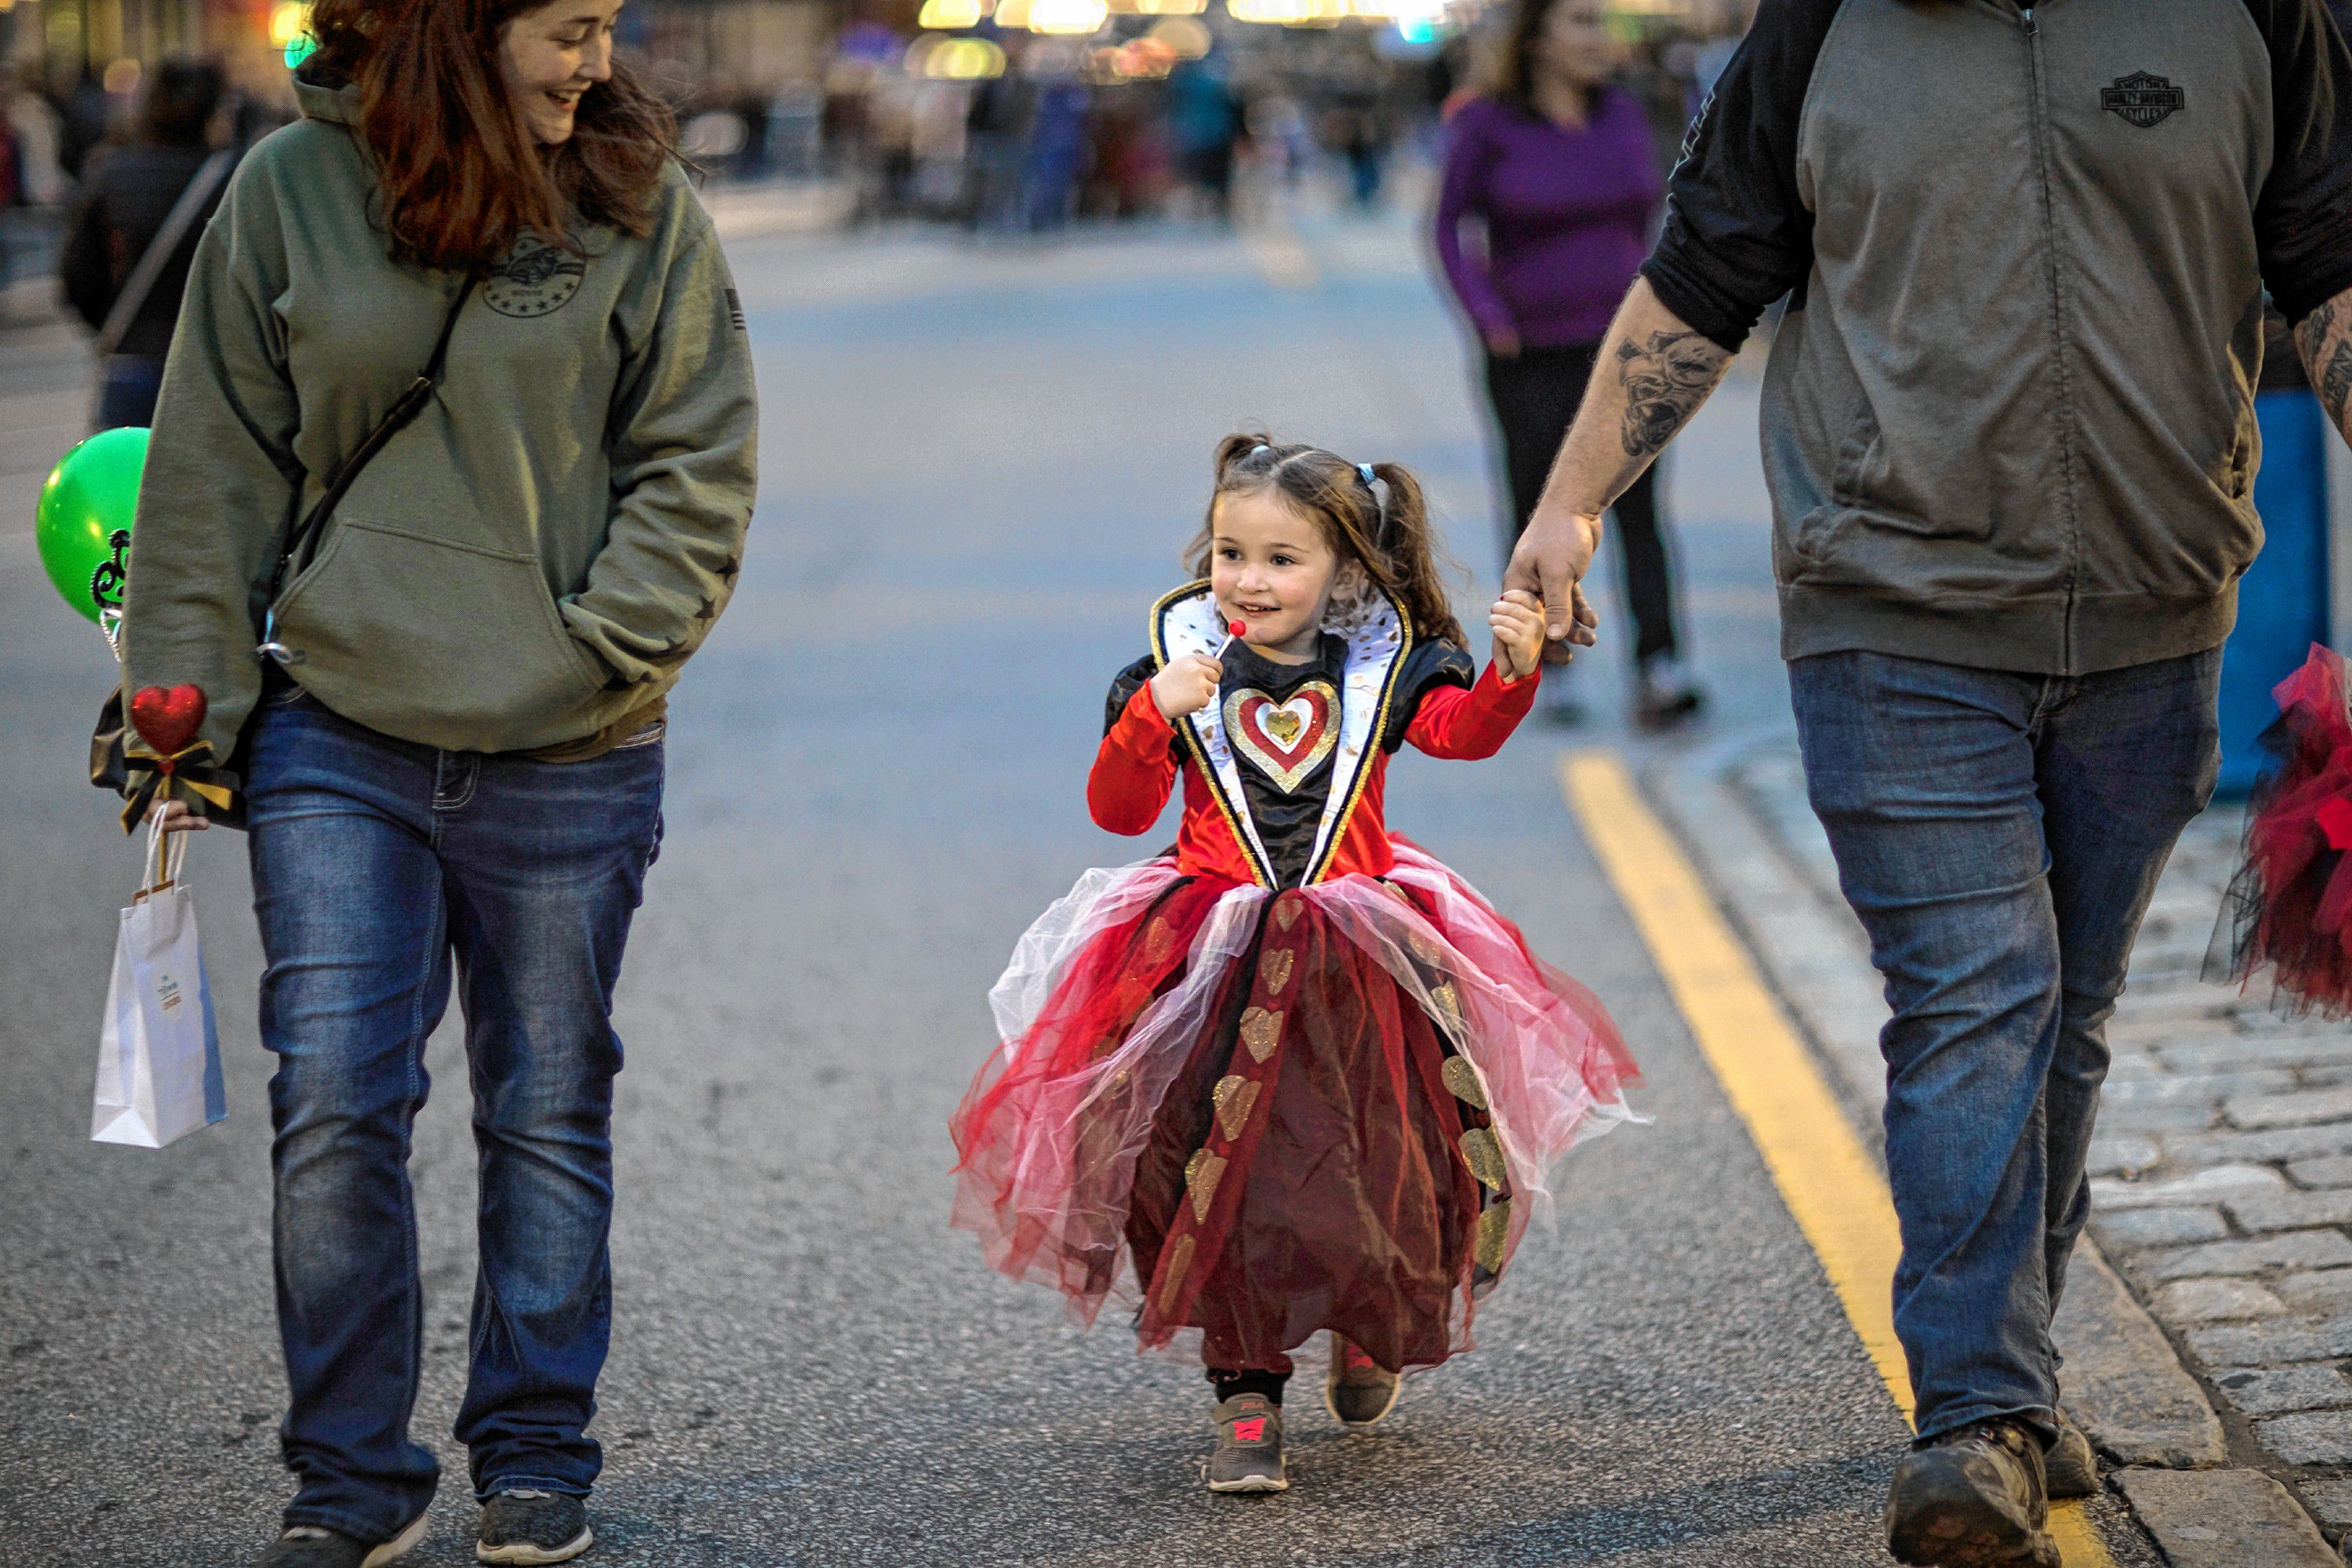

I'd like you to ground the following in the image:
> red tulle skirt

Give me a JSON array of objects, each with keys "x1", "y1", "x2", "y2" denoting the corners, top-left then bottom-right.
[
  {"x1": 949, "y1": 842, "x2": 1638, "y2": 1374},
  {"x1": 2213, "y1": 645, "x2": 2352, "y2": 1015}
]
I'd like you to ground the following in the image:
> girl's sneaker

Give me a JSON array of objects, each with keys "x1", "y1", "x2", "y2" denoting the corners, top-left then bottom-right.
[
  {"x1": 1324, "y1": 1334, "x2": 1402, "y2": 1428},
  {"x1": 1207, "y1": 1394, "x2": 1288, "y2": 1493}
]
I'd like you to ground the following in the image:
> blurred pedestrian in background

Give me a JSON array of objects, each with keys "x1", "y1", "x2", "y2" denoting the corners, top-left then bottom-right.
[
  {"x1": 58, "y1": 57, "x2": 235, "y2": 430},
  {"x1": 1168, "y1": 55, "x2": 1241, "y2": 221},
  {"x1": 1435, "y1": 0, "x2": 1700, "y2": 726}
]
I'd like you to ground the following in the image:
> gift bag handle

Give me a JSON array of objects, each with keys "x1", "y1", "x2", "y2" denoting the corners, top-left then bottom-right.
[{"x1": 138, "y1": 811, "x2": 188, "y2": 899}]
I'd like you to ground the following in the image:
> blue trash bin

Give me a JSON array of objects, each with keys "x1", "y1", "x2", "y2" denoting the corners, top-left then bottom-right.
[{"x1": 2217, "y1": 388, "x2": 2333, "y2": 798}]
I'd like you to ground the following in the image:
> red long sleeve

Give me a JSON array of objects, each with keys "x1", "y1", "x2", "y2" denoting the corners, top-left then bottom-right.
[
  {"x1": 1089, "y1": 682, "x2": 1180, "y2": 833},
  {"x1": 1406, "y1": 662, "x2": 1537, "y2": 760}
]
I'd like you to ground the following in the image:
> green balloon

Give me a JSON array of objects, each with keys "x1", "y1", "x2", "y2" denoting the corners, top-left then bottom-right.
[{"x1": 35, "y1": 426, "x2": 148, "y2": 626}]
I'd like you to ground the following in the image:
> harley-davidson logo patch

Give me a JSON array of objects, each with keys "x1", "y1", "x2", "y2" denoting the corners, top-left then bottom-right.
[
  {"x1": 1223, "y1": 681, "x2": 1338, "y2": 793},
  {"x1": 2101, "y1": 71, "x2": 2183, "y2": 129}
]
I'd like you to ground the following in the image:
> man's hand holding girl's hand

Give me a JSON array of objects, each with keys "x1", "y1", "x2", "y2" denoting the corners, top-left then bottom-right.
[
  {"x1": 1150, "y1": 653, "x2": 1224, "y2": 720},
  {"x1": 1491, "y1": 590, "x2": 1546, "y2": 683}
]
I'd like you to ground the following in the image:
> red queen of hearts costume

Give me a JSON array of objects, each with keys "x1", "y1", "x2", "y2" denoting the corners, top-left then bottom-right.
[{"x1": 951, "y1": 582, "x2": 1637, "y2": 1378}]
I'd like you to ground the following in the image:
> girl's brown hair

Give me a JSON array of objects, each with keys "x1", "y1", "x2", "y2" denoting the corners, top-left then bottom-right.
[
  {"x1": 1191, "y1": 434, "x2": 1467, "y2": 648},
  {"x1": 306, "y1": 0, "x2": 677, "y2": 272}
]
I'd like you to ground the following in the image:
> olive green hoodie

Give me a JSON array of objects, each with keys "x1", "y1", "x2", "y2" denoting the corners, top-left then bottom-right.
[{"x1": 121, "y1": 71, "x2": 758, "y2": 767}]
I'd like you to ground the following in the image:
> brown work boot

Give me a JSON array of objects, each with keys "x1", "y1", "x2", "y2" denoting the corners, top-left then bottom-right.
[
  {"x1": 1323, "y1": 1334, "x2": 1403, "y2": 1428},
  {"x1": 1206, "y1": 1393, "x2": 1287, "y2": 1494},
  {"x1": 1885, "y1": 1418, "x2": 2059, "y2": 1567},
  {"x1": 2044, "y1": 1410, "x2": 2098, "y2": 1500}
]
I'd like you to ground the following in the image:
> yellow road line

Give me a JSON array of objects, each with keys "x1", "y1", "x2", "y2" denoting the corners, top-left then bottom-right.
[{"x1": 1558, "y1": 750, "x2": 2114, "y2": 1567}]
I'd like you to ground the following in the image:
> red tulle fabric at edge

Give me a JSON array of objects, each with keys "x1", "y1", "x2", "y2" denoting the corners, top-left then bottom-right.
[{"x1": 2219, "y1": 645, "x2": 2352, "y2": 1014}]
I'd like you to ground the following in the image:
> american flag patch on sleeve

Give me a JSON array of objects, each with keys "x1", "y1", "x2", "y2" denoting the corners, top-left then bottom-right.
[{"x1": 725, "y1": 289, "x2": 746, "y2": 332}]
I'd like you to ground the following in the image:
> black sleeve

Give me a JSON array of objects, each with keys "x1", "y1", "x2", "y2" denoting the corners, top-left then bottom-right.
[
  {"x1": 2247, "y1": 0, "x2": 2352, "y2": 325},
  {"x1": 1637, "y1": 0, "x2": 1842, "y2": 354},
  {"x1": 1105, "y1": 654, "x2": 1160, "y2": 735},
  {"x1": 1380, "y1": 641, "x2": 1477, "y2": 753}
]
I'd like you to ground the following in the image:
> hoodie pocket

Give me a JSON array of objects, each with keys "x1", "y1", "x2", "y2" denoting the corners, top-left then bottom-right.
[{"x1": 270, "y1": 517, "x2": 606, "y2": 746}]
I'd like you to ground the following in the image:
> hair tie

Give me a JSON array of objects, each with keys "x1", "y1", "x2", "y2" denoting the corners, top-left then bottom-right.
[
  {"x1": 1250, "y1": 444, "x2": 1271, "y2": 457},
  {"x1": 1356, "y1": 463, "x2": 1395, "y2": 552}
]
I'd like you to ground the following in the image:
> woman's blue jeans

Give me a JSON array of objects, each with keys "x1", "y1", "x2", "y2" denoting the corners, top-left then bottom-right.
[
  {"x1": 1788, "y1": 648, "x2": 2219, "y2": 1443},
  {"x1": 244, "y1": 691, "x2": 663, "y2": 1539}
]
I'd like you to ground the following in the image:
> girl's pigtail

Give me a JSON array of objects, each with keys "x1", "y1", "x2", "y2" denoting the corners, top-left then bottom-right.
[
  {"x1": 1367, "y1": 462, "x2": 1466, "y2": 648},
  {"x1": 1213, "y1": 431, "x2": 1274, "y2": 483}
]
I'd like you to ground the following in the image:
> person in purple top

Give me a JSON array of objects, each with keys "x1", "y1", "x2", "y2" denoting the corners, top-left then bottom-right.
[{"x1": 1435, "y1": 0, "x2": 1701, "y2": 725}]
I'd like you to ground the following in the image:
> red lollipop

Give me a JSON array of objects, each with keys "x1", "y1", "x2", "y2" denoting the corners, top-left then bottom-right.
[{"x1": 1217, "y1": 618, "x2": 1245, "y2": 659}]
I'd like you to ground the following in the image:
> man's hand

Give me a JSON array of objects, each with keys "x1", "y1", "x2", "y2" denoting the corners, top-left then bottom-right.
[
  {"x1": 1490, "y1": 590, "x2": 1546, "y2": 681},
  {"x1": 1504, "y1": 507, "x2": 1604, "y2": 646},
  {"x1": 1149, "y1": 653, "x2": 1224, "y2": 721}
]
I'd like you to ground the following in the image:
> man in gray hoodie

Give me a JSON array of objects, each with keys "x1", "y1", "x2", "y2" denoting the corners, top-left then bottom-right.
[{"x1": 1505, "y1": 2, "x2": 2352, "y2": 1563}]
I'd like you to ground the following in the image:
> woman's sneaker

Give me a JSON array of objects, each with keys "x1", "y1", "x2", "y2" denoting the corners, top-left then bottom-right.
[
  {"x1": 1323, "y1": 1334, "x2": 1402, "y2": 1428},
  {"x1": 257, "y1": 1513, "x2": 428, "y2": 1568},
  {"x1": 1884, "y1": 1418, "x2": 2059, "y2": 1567},
  {"x1": 1207, "y1": 1394, "x2": 1288, "y2": 1493},
  {"x1": 477, "y1": 1490, "x2": 593, "y2": 1564}
]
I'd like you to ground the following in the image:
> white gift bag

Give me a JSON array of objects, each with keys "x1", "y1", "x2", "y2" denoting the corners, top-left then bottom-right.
[{"x1": 92, "y1": 818, "x2": 226, "y2": 1149}]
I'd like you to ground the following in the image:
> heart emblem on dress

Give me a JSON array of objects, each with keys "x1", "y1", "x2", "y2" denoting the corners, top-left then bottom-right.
[{"x1": 1221, "y1": 681, "x2": 1338, "y2": 793}]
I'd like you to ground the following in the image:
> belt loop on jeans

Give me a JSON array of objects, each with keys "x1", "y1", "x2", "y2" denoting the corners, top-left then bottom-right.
[{"x1": 431, "y1": 752, "x2": 480, "y2": 812}]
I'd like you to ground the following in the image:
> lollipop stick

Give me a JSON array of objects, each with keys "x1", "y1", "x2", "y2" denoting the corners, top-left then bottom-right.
[{"x1": 1214, "y1": 618, "x2": 1245, "y2": 661}]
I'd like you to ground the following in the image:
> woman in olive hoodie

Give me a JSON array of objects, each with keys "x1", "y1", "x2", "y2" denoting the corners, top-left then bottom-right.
[{"x1": 119, "y1": 2, "x2": 757, "y2": 1563}]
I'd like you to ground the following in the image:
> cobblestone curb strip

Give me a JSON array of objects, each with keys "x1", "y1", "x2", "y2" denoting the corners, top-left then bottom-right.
[{"x1": 1652, "y1": 729, "x2": 2352, "y2": 1564}]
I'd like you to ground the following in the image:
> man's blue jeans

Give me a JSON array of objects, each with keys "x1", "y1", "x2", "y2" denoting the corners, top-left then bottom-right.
[
  {"x1": 1788, "y1": 648, "x2": 2219, "y2": 1443},
  {"x1": 244, "y1": 690, "x2": 663, "y2": 1538}
]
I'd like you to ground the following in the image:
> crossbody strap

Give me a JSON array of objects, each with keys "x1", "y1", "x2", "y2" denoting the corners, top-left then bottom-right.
[
  {"x1": 257, "y1": 277, "x2": 476, "y2": 662},
  {"x1": 96, "y1": 149, "x2": 236, "y2": 358}
]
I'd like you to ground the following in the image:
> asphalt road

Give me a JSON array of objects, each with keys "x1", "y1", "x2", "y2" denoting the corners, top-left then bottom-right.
[{"x1": 0, "y1": 200, "x2": 2160, "y2": 1566}]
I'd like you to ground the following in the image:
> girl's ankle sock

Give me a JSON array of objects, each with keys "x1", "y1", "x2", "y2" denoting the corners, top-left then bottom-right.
[{"x1": 1210, "y1": 1369, "x2": 1289, "y2": 1406}]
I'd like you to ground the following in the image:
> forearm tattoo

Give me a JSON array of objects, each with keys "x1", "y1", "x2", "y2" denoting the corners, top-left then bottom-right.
[
  {"x1": 2297, "y1": 295, "x2": 2352, "y2": 437},
  {"x1": 1615, "y1": 329, "x2": 1730, "y2": 459}
]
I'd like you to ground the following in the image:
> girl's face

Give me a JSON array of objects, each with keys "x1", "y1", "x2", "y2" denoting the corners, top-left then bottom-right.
[
  {"x1": 1210, "y1": 488, "x2": 1341, "y2": 659},
  {"x1": 1535, "y1": 0, "x2": 1618, "y2": 89},
  {"x1": 499, "y1": 0, "x2": 623, "y2": 147}
]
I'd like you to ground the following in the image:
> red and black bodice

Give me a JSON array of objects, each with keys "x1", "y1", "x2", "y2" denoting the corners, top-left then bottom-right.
[{"x1": 1104, "y1": 634, "x2": 1478, "y2": 888}]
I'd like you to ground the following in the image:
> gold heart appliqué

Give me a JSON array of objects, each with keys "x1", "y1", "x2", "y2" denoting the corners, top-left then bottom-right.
[{"x1": 1222, "y1": 681, "x2": 1338, "y2": 793}]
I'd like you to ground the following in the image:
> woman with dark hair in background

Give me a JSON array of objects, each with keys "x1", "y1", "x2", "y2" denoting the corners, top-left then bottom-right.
[
  {"x1": 59, "y1": 56, "x2": 233, "y2": 429},
  {"x1": 115, "y1": 1, "x2": 758, "y2": 1563},
  {"x1": 1434, "y1": 0, "x2": 1701, "y2": 726}
]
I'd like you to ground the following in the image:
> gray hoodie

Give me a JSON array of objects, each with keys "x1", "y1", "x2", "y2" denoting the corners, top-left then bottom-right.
[{"x1": 1644, "y1": 0, "x2": 2352, "y2": 675}]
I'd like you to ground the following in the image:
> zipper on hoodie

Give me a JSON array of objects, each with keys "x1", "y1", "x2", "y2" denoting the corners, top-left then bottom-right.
[{"x1": 2018, "y1": 0, "x2": 2085, "y2": 673}]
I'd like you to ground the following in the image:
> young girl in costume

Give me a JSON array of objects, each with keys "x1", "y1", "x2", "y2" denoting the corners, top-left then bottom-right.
[{"x1": 951, "y1": 435, "x2": 1638, "y2": 1493}]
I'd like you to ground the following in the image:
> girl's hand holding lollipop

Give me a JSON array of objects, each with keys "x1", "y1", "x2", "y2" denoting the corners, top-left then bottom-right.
[
  {"x1": 1490, "y1": 590, "x2": 1546, "y2": 684},
  {"x1": 1151, "y1": 619, "x2": 1245, "y2": 721}
]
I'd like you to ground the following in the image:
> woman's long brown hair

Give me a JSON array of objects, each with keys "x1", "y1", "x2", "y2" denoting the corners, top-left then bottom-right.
[
  {"x1": 307, "y1": 0, "x2": 676, "y2": 271},
  {"x1": 1190, "y1": 433, "x2": 1468, "y2": 649},
  {"x1": 1483, "y1": 0, "x2": 1577, "y2": 114}
]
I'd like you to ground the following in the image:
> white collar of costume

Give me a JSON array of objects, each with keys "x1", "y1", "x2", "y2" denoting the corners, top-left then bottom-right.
[{"x1": 1150, "y1": 580, "x2": 1411, "y2": 888}]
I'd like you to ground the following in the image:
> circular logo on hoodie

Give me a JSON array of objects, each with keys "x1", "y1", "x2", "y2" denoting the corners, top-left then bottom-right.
[{"x1": 483, "y1": 237, "x2": 586, "y2": 318}]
